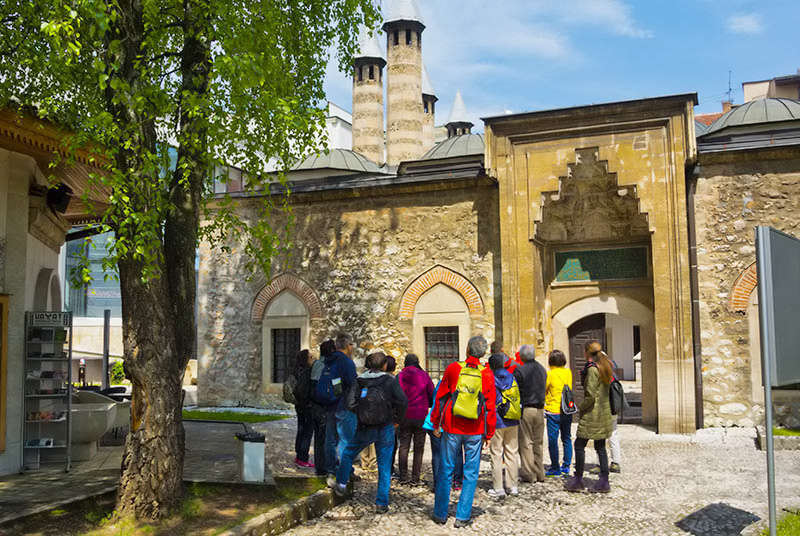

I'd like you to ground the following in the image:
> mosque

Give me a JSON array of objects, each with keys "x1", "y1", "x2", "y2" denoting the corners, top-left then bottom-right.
[{"x1": 193, "y1": 0, "x2": 800, "y2": 435}]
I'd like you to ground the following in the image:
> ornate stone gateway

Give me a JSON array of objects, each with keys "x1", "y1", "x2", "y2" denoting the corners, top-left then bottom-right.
[{"x1": 485, "y1": 94, "x2": 698, "y2": 433}]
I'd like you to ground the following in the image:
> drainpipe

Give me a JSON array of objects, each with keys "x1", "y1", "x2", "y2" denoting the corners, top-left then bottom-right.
[{"x1": 687, "y1": 164, "x2": 704, "y2": 429}]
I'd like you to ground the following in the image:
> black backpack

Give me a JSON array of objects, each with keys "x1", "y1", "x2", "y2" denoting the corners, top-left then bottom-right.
[
  {"x1": 355, "y1": 376, "x2": 393, "y2": 427},
  {"x1": 609, "y1": 378, "x2": 625, "y2": 419}
]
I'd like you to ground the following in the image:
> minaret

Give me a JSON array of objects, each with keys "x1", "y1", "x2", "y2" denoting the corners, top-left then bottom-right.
[
  {"x1": 383, "y1": 0, "x2": 425, "y2": 166},
  {"x1": 352, "y1": 27, "x2": 386, "y2": 165},
  {"x1": 421, "y1": 64, "x2": 438, "y2": 153},
  {"x1": 445, "y1": 90, "x2": 473, "y2": 138}
]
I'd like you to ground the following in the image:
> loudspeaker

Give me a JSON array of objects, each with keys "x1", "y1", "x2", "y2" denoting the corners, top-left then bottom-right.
[{"x1": 47, "y1": 183, "x2": 72, "y2": 214}]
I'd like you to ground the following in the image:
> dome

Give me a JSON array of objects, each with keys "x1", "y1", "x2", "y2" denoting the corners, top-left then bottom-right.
[
  {"x1": 421, "y1": 134, "x2": 484, "y2": 160},
  {"x1": 703, "y1": 98, "x2": 800, "y2": 136},
  {"x1": 292, "y1": 148, "x2": 380, "y2": 173}
]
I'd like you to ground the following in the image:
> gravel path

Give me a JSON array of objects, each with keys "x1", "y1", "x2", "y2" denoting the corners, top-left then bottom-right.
[{"x1": 257, "y1": 420, "x2": 800, "y2": 535}]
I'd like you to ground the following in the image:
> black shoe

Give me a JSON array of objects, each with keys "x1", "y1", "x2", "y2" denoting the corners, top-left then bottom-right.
[
  {"x1": 331, "y1": 482, "x2": 348, "y2": 498},
  {"x1": 375, "y1": 504, "x2": 389, "y2": 514},
  {"x1": 431, "y1": 515, "x2": 447, "y2": 525},
  {"x1": 454, "y1": 518, "x2": 472, "y2": 528}
]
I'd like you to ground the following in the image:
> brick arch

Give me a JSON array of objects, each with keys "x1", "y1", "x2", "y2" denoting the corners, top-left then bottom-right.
[
  {"x1": 399, "y1": 266, "x2": 484, "y2": 318},
  {"x1": 251, "y1": 273, "x2": 323, "y2": 323},
  {"x1": 729, "y1": 262, "x2": 757, "y2": 313}
]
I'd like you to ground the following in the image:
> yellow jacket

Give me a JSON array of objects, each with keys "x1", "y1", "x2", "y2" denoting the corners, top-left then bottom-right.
[{"x1": 544, "y1": 366, "x2": 573, "y2": 414}]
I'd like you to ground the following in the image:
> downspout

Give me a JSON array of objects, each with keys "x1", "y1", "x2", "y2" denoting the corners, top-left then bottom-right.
[{"x1": 686, "y1": 164, "x2": 704, "y2": 429}]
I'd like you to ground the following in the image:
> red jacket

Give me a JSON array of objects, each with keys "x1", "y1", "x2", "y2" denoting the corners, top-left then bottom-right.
[{"x1": 430, "y1": 356, "x2": 496, "y2": 440}]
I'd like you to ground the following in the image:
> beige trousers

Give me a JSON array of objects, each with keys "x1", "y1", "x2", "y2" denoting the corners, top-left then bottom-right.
[
  {"x1": 519, "y1": 407, "x2": 545, "y2": 482},
  {"x1": 360, "y1": 442, "x2": 377, "y2": 470},
  {"x1": 490, "y1": 426, "x2": 520, "y2": 490}
]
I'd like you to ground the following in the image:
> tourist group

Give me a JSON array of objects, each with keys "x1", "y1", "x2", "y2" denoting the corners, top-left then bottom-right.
[{"x1": 283, "y1": 333, "x2": 623, "y2": 527}]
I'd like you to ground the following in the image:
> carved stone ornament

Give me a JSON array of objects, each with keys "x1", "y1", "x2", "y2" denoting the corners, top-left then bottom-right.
[
  {"x1": 28, "y1": 195, "x2": 71, "y2": 253},
  {"x1": 536, "y1": 147, "x2": 650, "y2": 243}
]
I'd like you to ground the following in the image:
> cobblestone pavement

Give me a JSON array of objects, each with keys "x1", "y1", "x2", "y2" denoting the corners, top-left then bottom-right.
[{"x1": 257, "y1": 419, "x2": 800, "y2": 536}]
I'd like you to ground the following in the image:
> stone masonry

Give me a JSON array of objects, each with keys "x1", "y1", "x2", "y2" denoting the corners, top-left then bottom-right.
[
  {"x1": 695, "y1": 148, "x2": 800, "y2": 427},
  {"x1": 197, "y1": 183, "x2": 498, "y2": 406}
]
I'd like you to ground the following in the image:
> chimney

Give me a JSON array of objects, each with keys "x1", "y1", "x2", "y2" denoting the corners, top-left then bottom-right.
[
  {"x1": 383, "y1": 0, "x2": 425, "y2": 166},
  {"x1": 352, "y1": 27, "x2": 386, "y2": 165},
  {"x1": 722, "y1": 100, "x2": 733, "y2": 113},
  {"x1": 445, "y1": 90, "x2": 473, "y2": 138}
]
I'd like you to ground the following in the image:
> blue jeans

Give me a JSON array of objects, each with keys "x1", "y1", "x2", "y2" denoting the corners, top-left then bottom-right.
[
  {"x1": 433, "y1": 432, "x2": 482, "y2": 522},
  {"x1": 546, "y1": 412, "x2": 573, "y2": 470},
  {"x1": 429, "y1": 430, "x2": 464, "y2": 486},
  {"x1": 336, "y1": 424, "x2": 395, "y2": 507},
  {"x1": 325, "y1": 408, "x2": 357, "y2": 475}
]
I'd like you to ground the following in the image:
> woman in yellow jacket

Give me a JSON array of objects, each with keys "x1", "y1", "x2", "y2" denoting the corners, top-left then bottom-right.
[{"x1": 544, "y1": 350, "x2": 573, "y2": 477}]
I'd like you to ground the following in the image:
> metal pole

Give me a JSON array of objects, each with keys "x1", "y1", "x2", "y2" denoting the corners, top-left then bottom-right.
[
  {"x1": 102, "y1": 309, "x2": 110, "y2": 389},
  {"x1": 756, "y1": 226, "x2": 777, "y2": 536}
]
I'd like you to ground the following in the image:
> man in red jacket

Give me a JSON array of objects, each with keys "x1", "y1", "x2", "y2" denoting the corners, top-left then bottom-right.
[{"x1": 431, "y1": 335, "x2": 496, "y2": 528}]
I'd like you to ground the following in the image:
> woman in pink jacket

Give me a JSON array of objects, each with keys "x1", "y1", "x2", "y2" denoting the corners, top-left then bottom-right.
[{"x1": 397, "y1": 354, "x2": 435, "y2": 484}]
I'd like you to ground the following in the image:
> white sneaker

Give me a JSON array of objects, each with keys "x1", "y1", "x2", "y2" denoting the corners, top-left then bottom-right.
[
  {"x1": 509, "y1": 487, "x2": 519, "y2": 496},
  {"x1": 488, "y1": 488, "x2": 507, "y2": 499}
]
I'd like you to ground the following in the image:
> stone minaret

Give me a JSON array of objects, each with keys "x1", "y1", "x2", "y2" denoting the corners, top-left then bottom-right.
[
  {"x1": 421, "y1": 63, "x2": 438, "y2": 154},
  {"x1": 445, "y1": 90, "x2": 473, "y2": 138},
  {"x1": 383, "y1": 0, "x2": 425, "y2": 166},
  {"x1": 352, "y1": 27, "x2": 386, "y2": 165}
]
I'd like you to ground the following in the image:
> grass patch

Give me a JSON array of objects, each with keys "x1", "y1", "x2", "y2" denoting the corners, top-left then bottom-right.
[
  {"x1": 763, "y1": 509, "x2": 800, "y2": 535},
  {"x1": 182, "y1": 410, "x2": 287, "y2": 423},
  {"x1": 773, "y1": 427, "x2": 800, "y2": 437},
  {"x1": 0, "y1": 478, "x2": 324, "y2": 536}
]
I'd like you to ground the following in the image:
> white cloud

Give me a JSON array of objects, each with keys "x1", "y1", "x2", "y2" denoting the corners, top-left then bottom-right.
[
  {"x1": 726, "y1": 13, "x2": 763, "y2": 35},
  {"x1": 562, "y1": 0, "x2": 654, "y2": 38}
]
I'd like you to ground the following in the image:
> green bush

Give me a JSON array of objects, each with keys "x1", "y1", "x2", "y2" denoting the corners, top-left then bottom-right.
[{"x1": 110, "y1": 360, "x2": 126, "y2": 384}]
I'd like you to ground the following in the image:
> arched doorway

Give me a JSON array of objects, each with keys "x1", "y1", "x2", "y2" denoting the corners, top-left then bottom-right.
[
  {"x1": 553, "y1": 295, "x2": 657, "y2": 425},
  {"x1": 567, "y1": 314, "x2": 606, "y2": 401}
]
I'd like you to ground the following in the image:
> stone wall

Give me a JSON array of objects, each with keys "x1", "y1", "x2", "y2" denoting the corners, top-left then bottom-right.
[
  {"x1": 197, "y1": 183, "x2": 499, "y2": 406},
  {"x1": 695, "y1": 148, "x2": 800, "y2": 427}
]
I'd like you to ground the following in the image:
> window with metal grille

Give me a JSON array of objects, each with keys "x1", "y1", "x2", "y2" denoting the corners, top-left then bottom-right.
[
  {"x1": 272, "y1": 328, "x2": 300, "y2": 383},
  {"x1": 424, "y1": 326, "x2": 459, "y2": 379}
]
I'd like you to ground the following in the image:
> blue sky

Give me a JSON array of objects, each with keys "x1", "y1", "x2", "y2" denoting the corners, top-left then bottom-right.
[{"x1": 323, "y1": 0, "x2": 800, "y2": 132}]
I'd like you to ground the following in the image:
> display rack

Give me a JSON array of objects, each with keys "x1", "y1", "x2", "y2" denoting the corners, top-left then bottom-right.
[{"x1": 22, "y1": 311, "x2": 72, "y2": 471}]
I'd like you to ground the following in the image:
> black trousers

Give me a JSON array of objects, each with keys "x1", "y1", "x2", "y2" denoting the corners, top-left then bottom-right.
[
  {"x1": 573, "y1": 436, "x2": 608, "y2": 477},
  {"x1": 295, "y1": 406, "x2": 314, "y2": 462},
  {"x1": 397, "y1": 418, "x2": 426, "y2": 481},
  {"x1": 311, "y1": 403, "x2": 327, "y2": 475}
]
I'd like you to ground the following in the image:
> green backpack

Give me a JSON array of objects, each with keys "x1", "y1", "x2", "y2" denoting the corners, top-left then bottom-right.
[
  {"x1": 499, "y1": 378, "x2": 522, "y2": 420},
  {"x1": 452, "y1": 363, "x2": 485, "y2": 420}
]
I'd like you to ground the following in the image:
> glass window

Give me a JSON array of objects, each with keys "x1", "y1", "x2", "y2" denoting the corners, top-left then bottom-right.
[
  {"x1": 65, "y1": 232, "x2": 122, "y2": 318},
  {"x1": 272, "y1": 328, "x2": 300, "y2": 383},
  {"x1": 424, "y1": 326, "x2": 459, "y2": 379}
]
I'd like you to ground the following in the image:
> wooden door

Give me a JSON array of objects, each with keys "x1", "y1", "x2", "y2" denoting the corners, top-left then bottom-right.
[{"x1": 568, "y1": 314, "x2": 606, "y2": 401}]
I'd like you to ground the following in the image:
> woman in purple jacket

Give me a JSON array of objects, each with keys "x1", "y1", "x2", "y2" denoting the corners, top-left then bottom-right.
[{"x1": 397, "y1": 353, "x2": 435, "y2": 485}]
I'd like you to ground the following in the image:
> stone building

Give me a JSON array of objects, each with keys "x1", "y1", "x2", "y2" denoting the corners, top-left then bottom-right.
[
  {"x1": 693, "y1": 98, "x2": 800, "y2": 428},
  {"x1": 197, "y1": 0, "x2": 800, "y2": 434},
  {"x1": 0, "y1": 108, "x2": 102, "y2": 475}
]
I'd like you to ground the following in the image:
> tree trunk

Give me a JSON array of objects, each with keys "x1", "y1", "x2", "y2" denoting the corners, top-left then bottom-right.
[
  {"x1": 106, "y1": 0, "x2": 209, "y2": 519},
  {"x1": 116, "y1": 258, "x2": 187, "y2": 519}
]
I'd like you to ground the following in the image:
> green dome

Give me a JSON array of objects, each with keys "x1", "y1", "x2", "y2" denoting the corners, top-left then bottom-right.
[
  {"x1": 703, "y1": 98, "x2": 800, "y2": 136},
  {"x1": 292, "y1": 148, "x2": 380, "y2": 173},
  {"x1": 421, "y1": 134, "x2": 484, "y2": 160}
]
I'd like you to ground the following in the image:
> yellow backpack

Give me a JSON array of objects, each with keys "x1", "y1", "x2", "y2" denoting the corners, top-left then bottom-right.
[
  {"x1": 499, "y1": 378, "x2": 522, "y2": 420},
  {"x1": 452, "y1": 363, "x2": 485, "y2": 420}
]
